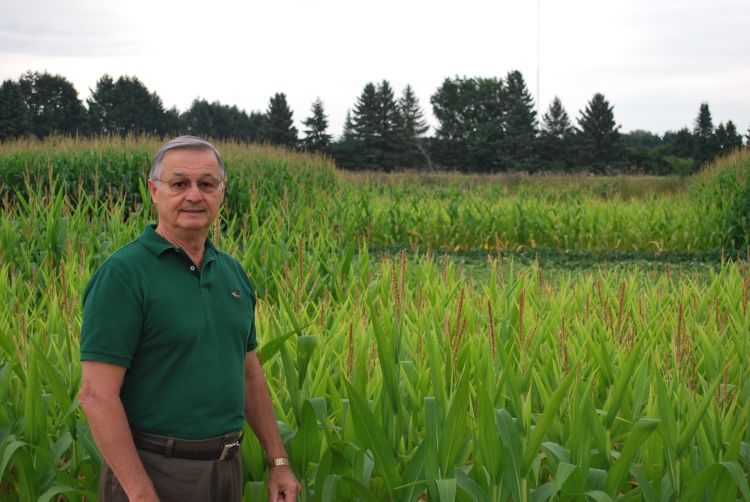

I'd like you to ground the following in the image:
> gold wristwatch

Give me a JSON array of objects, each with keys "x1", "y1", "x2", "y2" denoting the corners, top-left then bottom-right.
[{"x1": 269, "y1": 457, "x2": 291, "y2": 468}]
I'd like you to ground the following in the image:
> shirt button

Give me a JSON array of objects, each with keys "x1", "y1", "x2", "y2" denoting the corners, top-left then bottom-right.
[{"x1": 190, "y1": 266, "x2": 196, "y2": 271}]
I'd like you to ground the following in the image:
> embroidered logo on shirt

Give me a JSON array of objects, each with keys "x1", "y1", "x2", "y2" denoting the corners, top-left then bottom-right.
[{"x1": 231, "y1": 290, "x2": 241, "y2": 299}]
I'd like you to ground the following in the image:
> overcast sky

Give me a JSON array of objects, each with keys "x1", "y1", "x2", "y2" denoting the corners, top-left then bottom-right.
[{"x1": 2, "y1": 0, "x2": 749, "y2": 138}]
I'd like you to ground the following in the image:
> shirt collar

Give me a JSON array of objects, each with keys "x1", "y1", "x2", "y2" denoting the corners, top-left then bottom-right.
[{"x1": 140, "y1": 224, "x2": 217, "y2": 259}]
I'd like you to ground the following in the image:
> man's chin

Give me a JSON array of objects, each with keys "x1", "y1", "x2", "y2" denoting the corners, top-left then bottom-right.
[{"x1": 176, "y1": 217, "x2": 211, "y2": 231}]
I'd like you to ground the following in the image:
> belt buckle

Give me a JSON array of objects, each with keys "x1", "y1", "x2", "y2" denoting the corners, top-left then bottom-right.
[{"x1": 219, "y1": 440, "x2": 240, "y2": 461}]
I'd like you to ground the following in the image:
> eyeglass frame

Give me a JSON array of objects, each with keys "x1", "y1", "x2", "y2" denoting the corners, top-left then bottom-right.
[{"x1": 150, "y1": 176, "x2": 226, "y2": 194}]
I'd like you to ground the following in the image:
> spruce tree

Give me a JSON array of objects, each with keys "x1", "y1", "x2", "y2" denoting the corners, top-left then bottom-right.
[
  {"x1": 342, "y1": 110, "x2": 355, "y2": 141},
  {"x1": 247, "y1": 112, "x2": 265, "y2": 142},
  {"x1": 397, "y1": 85, "x2": 430, "y2": 169},
  {"x1": 693, "y1": 102, "x2": 717, "y2": 165},
  {"x1": 375, "y1": 80, "x2": 401, "y2": 170},
  {"x1": 330, "y1": 110, "x2": 359, "y2": 169},
  {"x1": 724, "y1": 120, "x2": 743, "y2": 152},
  {"x1": 576, "y1": 93, "x2": 621, "y2": 172},
  {"x1": 503, "y1": 70, "x2": 537, "y2": 170},
  {"x1": 350, "y1": 81, "x2": 401, "y2": 170},
  {"x1": 350, "y1": 82, "x2": 380, "y2": 168},
  {"x1": 261, "y1": 92, "x2": 298, "y2": 148},
  {"x1": 0, "y1": 79, "x2": 31, "y2": 139},
  {"x1": 715, "y1": 122, "x2": 728, "y2": 155},
  {"x1": 539, "y1": 96, "x2": 574, "y2": 171},
  {"x1": 301, "y1": 98, "x2": 332, "y2": 152},
  {"x1": 713, "y1": 120, "x2": 743, "y2": 156}
]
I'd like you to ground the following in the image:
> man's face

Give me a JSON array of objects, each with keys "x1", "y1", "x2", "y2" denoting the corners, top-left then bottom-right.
[{"x1": 148, "y1": 148, "x2": 225, "y2": 236}]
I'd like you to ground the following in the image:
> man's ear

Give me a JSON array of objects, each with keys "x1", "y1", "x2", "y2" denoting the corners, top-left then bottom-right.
[{"x1": 147, "y1": 179, "x2": 158, "y2": 206}]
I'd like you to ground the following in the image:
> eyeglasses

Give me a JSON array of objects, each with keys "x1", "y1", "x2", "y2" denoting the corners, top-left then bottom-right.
[{"x1": 152, "y1": 176, "x2": 225, "y2": 194}]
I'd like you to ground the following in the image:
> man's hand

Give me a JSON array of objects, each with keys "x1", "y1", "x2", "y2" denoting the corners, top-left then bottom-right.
[{"x1": 268, "y1": 465, "x2": 301, "y2": 502}]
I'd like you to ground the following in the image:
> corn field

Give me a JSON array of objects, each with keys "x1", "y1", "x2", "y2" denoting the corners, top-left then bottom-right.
[{"x1": 1, "y1": 138, "x2": 750, "y2": 501}]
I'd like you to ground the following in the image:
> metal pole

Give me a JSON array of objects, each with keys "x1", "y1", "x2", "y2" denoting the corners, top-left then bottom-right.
[{"x1": 536, "y1": 0, "x2": 541, "y2": 120}]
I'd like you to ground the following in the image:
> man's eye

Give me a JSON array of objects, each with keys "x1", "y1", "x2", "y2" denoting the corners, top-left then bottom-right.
[
  {"x1": 199, "y1": 181, "x2": 214, "y2": 190},
  {"x1": 171, "y1": 180, "x2": 188, "y2": 189}
]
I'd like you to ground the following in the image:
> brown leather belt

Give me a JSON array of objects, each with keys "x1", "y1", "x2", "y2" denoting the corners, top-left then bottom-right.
[{"x1": 132, "y1": 430, "x2": 243, "y2": 461}]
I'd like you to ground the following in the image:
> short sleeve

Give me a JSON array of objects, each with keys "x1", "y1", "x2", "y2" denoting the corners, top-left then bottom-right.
[
  {"x1": 239, "y1": 266, "x2": 258, "y2": 352},
  {"x1": 80, "y1": 262, "x2": 143, "y2": 367}
]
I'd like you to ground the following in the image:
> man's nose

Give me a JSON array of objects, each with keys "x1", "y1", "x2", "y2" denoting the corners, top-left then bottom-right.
[{"x1": 184, "y1": 181, "x2": 204, "y2": 200}]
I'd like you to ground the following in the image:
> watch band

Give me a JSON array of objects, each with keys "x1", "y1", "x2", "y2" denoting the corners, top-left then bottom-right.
[{"x1": 269, "y1": 457, "x2": 291, "y2": 468}]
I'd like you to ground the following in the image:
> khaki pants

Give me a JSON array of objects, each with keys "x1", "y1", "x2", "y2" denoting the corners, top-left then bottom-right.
[{"x1": 99, "y1": 448, "x2": 243, "y2": 502}]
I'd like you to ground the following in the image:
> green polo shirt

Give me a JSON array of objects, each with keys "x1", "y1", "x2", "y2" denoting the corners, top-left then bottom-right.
[{"x1": 80, "y1": 225, "x2": 258, "y2": 440}]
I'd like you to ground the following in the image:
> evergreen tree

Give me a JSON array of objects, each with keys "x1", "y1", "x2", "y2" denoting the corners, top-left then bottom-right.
[
  {"x1": 503, "y1": 70, "x2": 537, "y2": 170},
  {"x1": 375, "y1": 80, "x2": 402, "y2": 170},
  {"x1": 88, "y1": 75, "x2": 166, "y2": 136},
  {"x1": 538, "y1": 96, "x2": 574, "y2": 171},
  {"x1": 576, "y1": 92, "x2": 621, "y2": 172},
  {"x1": 18, "y1": 71, "x2": 87, "y2": 137},
  {"x1": 260, "y1": 92, "x2": 297, "y2": 148},
  {"x1": 349, "y1": 81, "x2": 401, "y2": 170},
  {"x1": 301, "y1": 97, "x2": 331, "y2": 152},
  {"x1": 342, "y1": 110, "x2": 355, "y2": 141},
  {"x1": 723, "y1": 120, "x2": 743, "y2": 152},
  {"x1": 397, "y1": 85, "x2": 430, "y2": 169},
  {"x1": 248, "y1": 112, "x2": 265, "y2": 142},
  {"x1": 348, "y1": 82, "x2": 380, "y2": 169},
  {"x1": 330, "y1": 110, "x2": 359, "y2": 168},
  {"x1": 715, "y1": 122, "x2": 728, "y2": 155},
  {"x1": 693, "y1": 102, "x2": 717, "y2": 165},
  {"x1": 0, "y1": 79, "x2": 32, "y2": 139}
]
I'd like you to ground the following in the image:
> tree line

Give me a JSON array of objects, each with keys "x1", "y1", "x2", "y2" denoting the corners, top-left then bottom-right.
[{"x1": 1, "y1": 70, "x2": 747, "y2": 174}]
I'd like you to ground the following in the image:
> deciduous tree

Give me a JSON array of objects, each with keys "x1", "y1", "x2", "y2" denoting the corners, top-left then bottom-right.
[
  {"x1": 182, "y1": 99, "x2": 259, "y2": 141},
  {"x1": 431, "y1": 76, "x2": 505, "y2": 171},
  {"x1": 18, "y1": 71, "x2": 87, "y2": 137},
  {"x1": 88, "y1": 75, "x2": 166, "y2": 136},
  {"x1": 0, "y1": 79, "x2": 31, "y2": 139}
]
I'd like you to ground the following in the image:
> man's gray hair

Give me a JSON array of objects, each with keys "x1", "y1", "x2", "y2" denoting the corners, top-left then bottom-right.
[{"x1": 150, "y1": 136, "x2": 226, "y2": 179}]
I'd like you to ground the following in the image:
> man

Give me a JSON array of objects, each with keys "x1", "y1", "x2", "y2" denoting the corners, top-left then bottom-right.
[{"x1": 79, "y1": 136, "x2": 300, "y2": 501}]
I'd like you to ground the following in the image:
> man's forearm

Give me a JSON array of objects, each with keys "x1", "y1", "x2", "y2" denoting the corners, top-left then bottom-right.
[
  {"x1": 244, "y1": 371, "x2": 288, "y2": 460},
  {"x1": 80, "y1": 394, "x2": 158, "y2": 501}
]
